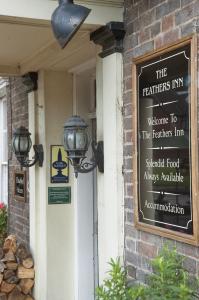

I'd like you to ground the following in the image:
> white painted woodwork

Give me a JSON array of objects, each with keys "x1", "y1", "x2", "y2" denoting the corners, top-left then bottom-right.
[
  {"x1": 0, "y1": 0, "x2": 123, "y2": 23},
  {"x1": 96, "y1": 53, "x2": 124, "y2": 281},
  {"x1": 45, "y1": 71, "x2": 74, "y2": 300},
  {"x1": 23, "y1": 40, "x2": 124, "y2": 300},
  {"x1": 20, "y1": 32, "x2": 97, "y2": 74},
  {"x1": 0, "y1": 24, "x2": 97, "y2": 76},
  {"x1": 29, "y1": 71, "x2": 76, "y2": 300},
  {"x1": 0, "y1": 0, "x2": 123, "y2": 76},
  {"x1": 73, "y1": 67, "x2": 97, "y2": 300},
  {"x1": 52, "y1": 0, "x2": 124, "y2": 8},
  {"x1": 0, "y1": 88, "x2": 8, "y2": 205},
  {"x1": 28, "y1": 92, "x2": 36, "y2": 263},
  {"x1": 34, "y1": 71, "x2": 75, "y2": 300},
  {"x1": 33, "y1": 71, "x2": 48, "y2": 300}
]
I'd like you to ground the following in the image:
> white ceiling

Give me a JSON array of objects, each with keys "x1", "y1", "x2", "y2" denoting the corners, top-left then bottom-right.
[
  {"x1": 0, "y1": 23, "x2": 53, "y2": 66},
  {"x1": 0, "y1": 0, "x2": 124, "y2": 76},
  {"x1": 0, "y1": 21, "x2": 98, "y2": 75}
]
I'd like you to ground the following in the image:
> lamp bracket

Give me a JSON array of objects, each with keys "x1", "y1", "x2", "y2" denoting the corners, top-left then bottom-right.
[
  {"x1": 72, "y1": 141, "x2": 104, "y2": 177},
  {"x1": 21, "y1": 144, "x2": 44, "y2": 168}
]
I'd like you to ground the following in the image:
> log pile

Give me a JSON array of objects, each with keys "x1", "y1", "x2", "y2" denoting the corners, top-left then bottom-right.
[{"x1": 0, "y1": 235, "x2": 35, "y2": 300}]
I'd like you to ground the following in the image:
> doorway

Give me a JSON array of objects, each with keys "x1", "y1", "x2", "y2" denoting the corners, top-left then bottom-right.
[{"x1": 73, "y1": 64, "x2": 99, "y2": 300}]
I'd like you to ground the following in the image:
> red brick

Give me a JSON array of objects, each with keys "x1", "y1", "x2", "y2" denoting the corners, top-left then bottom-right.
[
  {"x1": 183, "y1": 257, "x2": 197, "y2": 275},
  {"x1": 137, "y1": 241, "x2": 158, "y2": 258},
  {"x1": 176, "y1": 242, "x2": 199, "y2": 259},
  {"x1": 124, "y1": 76, "x2": 132, "y2": 91},
  {"x1": 155, "y1": 28, "x2": 179, "y2": 48},
  {"x1": 139, "y1": 28, "x2": 150, "y2": 43},
  {"x1": 7, "y1": 77, "x2": 30, "y2": 247},
  {"x1": 162, "y1": 14, "x2": 174, "y2": 32},
  {"x1": 125, "y1": 130, "x2": 133, "y2": 143}
]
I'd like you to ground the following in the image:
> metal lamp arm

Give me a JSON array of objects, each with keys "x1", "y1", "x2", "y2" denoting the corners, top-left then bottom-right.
[
  {"x1": 73, "y1": 141, "x2": 104, "y2": 178},
  {"x1": 22, "y1": 145, "x2": 44, "y2": 168}
]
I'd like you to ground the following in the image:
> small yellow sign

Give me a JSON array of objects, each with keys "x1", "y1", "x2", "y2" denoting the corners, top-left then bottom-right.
[{"x1": 51, "y1": 145, "x2": 69, "y2": 183}]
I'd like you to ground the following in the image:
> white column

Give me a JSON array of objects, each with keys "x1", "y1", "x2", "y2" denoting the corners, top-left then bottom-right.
[
  {"x1": 29, "y1": 71, "x2": 47, "y2": 300},
  {"x1": 28, "y1": 91, "x2": 36, "y2": 253},
  {"x1": 97, "y1": 53, "x2": 124, "y2": 282}
]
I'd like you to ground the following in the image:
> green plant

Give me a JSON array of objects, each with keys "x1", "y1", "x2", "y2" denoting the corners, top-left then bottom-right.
[
  {"x1": 0, "y1": 203, "x2": 7, "y2": 244},
  {"x1": 96, "y1": 245, "x2": 199, "y2": 300},
  {"x1": 141, "y1": 245, "x2": 199, "y2": 300},
  {"x1": 96, "y1": 258, "x2": 130, "y2": 300}
]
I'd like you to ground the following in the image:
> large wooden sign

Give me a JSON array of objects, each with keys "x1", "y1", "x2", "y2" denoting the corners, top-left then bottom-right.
[{"x1": 133, "y1": 36, "x2": 198, "y2": 244}]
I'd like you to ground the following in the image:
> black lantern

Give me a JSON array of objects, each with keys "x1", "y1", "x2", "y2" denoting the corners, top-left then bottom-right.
[
  {"x1": 63, "y1": 115, "x2": 104, "y2": 177},
  {"x1": 12, "y1": 126, "x2": 44, "y2": 168},
  {"x1": 51, "y1": 0, "x2": 91, "y2": 49}
]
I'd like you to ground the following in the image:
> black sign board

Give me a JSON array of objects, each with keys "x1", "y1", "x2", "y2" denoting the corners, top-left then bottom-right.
[
  {"x1": 133, "y1": 39, "x2": 198, "y2": 241},
  {"x1": 14, "y1": 171, "x2": 26, "y2": 201}
]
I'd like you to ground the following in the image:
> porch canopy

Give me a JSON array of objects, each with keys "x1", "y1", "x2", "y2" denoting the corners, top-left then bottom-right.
[{"x1": 0, "y1": 0, "x2": 123, "y2": 76}]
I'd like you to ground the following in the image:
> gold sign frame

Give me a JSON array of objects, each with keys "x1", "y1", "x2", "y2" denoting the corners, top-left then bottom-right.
[{"x1": 132, "y1": 35, "x2": 199, "y2": 245}]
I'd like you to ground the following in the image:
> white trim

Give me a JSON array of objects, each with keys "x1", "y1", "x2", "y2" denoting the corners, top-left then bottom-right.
[
  {"x1": 97, "y1": 53, "x2": 124, "y2": 282},
  {"x1": 0, "y1": 0, "x2": 123, "y2": 25},
  {"x1": 0, "y1": 95, "x2": 8, "y2": 205},
  {"x1": 88, "y1": 112, "x2": 96, "y2": 119},
  {"x1": 69, "y1": 59, "x2": 96, "y2": 75},
  {"x1": 73, "y1": 73, "x2": 78, "y2": 300},
  {"x1": 28, "y1": 91, "x2": 36, "y2": 255},
  {"x1": 0, "y1": 65, "x2": 20, "y2": 76},
  {"x1": 51, "y1": 0, "x2": 124, "y2": 8},
  {"x1": 31, "y1": 71, "x2": 47, "y2": 300}
]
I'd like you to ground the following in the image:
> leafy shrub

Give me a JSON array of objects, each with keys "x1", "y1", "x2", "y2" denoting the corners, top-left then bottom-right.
[
  {"x1": 144, "y1": 245, "x2": 199, "y2": 299},
  {"x1": 96, "y1": 245, "x2": 199, "y2": 300},
  {"x1": 96, "y1": 258, "x2": 130, "y2": 300}
]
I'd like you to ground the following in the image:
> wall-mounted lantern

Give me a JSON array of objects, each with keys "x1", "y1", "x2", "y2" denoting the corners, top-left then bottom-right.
[
  {"x1": 51, "y1": 0, "x2": 91, "y2": 49},
  {"x1": 12, "y1": 126, "x2": 44, "y2": 168},
  {"x1": 63, "y1": 115, "x2": 104, "y2": 178}
]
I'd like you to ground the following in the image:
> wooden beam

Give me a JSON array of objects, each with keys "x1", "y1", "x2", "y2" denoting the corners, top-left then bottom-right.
[
  {"x1": 0, "y1": 65, "x2": 20, "y2": 76},
  {"x1": 0, "y1": 0, "x2": 123, "y2": 25}
]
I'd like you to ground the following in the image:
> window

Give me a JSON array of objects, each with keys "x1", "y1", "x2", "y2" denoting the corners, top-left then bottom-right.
[{"x1": 0, "y1": 95, "x2": 8, "y2": 204}]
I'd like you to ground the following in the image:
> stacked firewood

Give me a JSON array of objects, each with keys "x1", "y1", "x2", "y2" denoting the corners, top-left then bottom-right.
[{"x1": 0, "y1": 235, "x2": 34, "y2": 300}]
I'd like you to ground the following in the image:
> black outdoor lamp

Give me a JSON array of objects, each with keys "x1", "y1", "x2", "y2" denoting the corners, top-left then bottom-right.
[
  {"x1": 12, "y1": 126, "x2": 44, "y2": 168},
  {"x1": 51, "y1": 0, "x2": 91, "y2": 49},
  {"x1": 63, "y1": 115, "x2": 104, "y2": 178}
]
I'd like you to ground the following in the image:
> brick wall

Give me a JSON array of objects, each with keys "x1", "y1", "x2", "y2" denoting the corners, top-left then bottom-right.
[
  {"x1": 123, "y1": 0, "x2": 199, "y2": 282},
  {"x1": 7, "y1": 77, "x2": 29, "y2": 246}
]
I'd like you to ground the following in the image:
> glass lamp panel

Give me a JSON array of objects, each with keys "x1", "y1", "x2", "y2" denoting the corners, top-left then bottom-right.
[
  {"x1": 67, "y1": 131, "x2": 75, "y2": 150},
  {"x1": 19, "y1": 136, "x2": 29, "y2": 153},
  {"x1": 75, "y1": 131, "x2": 88, "y2": 150},
  {"x1": 13, "y1": 136, "x2": 20, "y2": 153},
  {"x1": 28, "y1": 136, "x2": 32, "y2": 152}
]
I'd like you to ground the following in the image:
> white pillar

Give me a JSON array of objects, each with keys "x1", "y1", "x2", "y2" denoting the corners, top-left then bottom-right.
[
  {"x1": 29, "y1": 70, "x2": 75, "y2": 300},
  {"x1": 34, "y1": 71, "x2": 48, "y2": 300},
  {"x1": 28, "y1": 91, "x2": 36, "y2": 254},
  {"x1": 97, "y1": 52, "x2": 124, "y2": 282}
]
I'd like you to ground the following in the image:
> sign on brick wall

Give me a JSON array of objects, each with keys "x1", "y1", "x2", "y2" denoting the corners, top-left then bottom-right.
[
  {"x1": 133, "y1": 36, "x2": 199, "y2": 245},
  {"x1": 14, "y1": 171, "x2": 26, "y2": 202}
]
